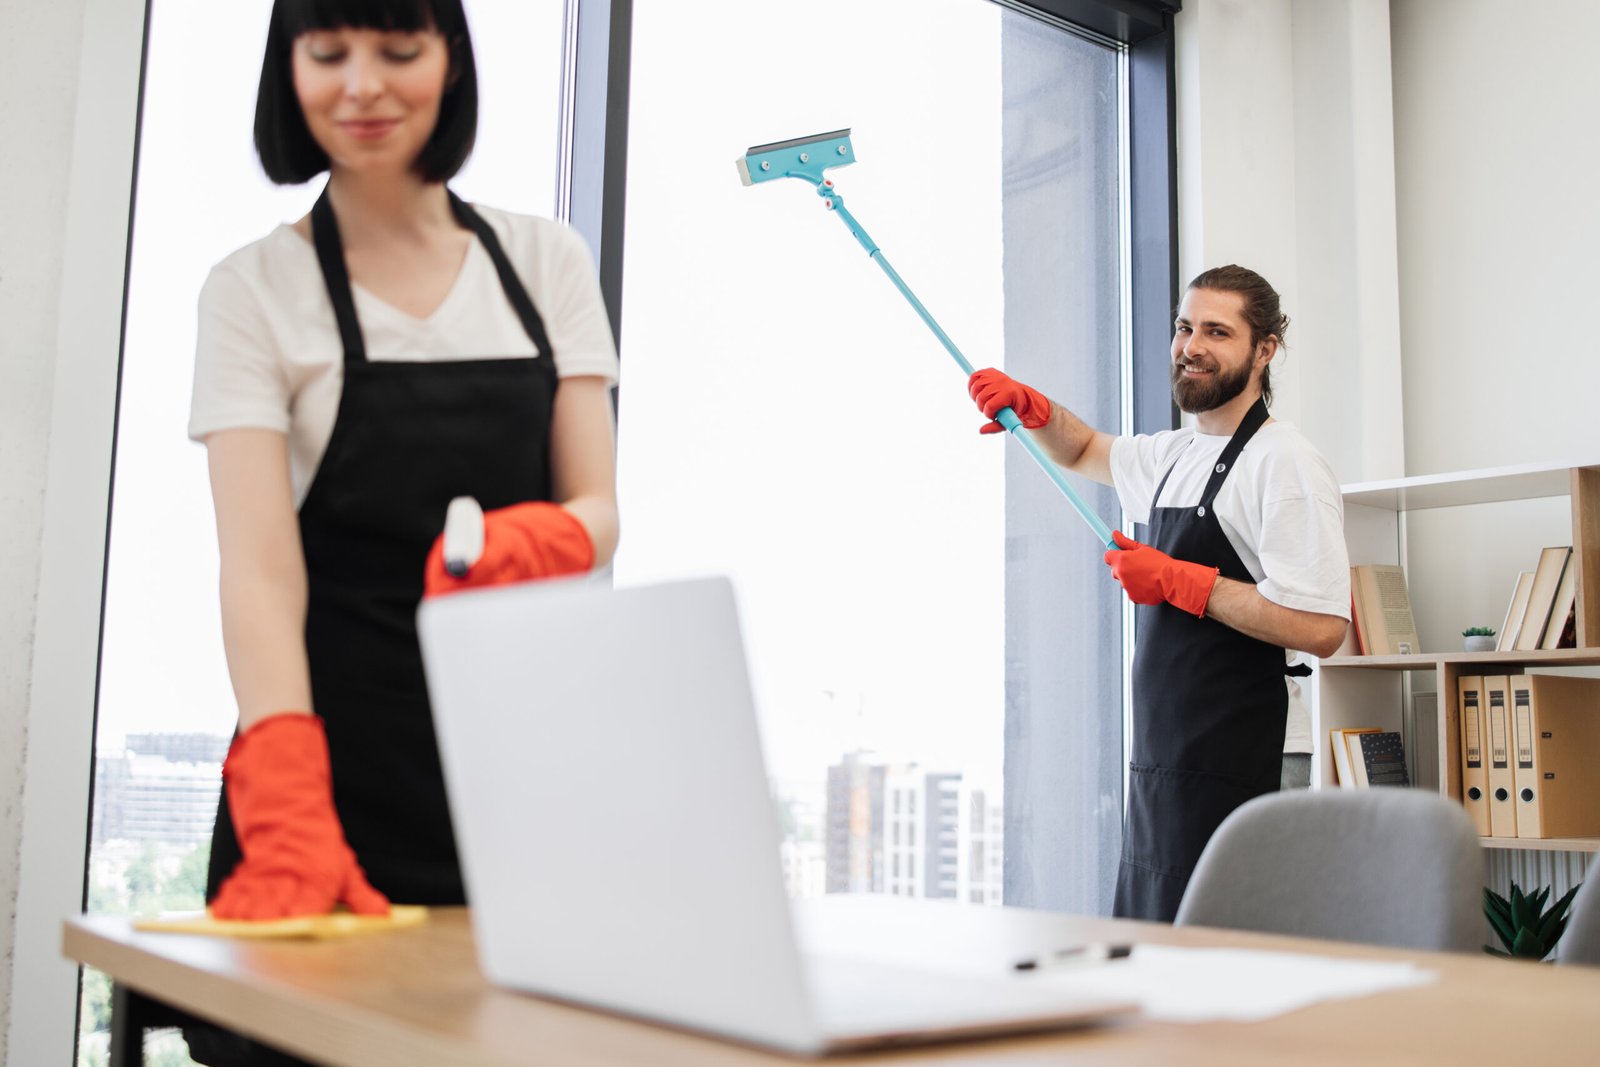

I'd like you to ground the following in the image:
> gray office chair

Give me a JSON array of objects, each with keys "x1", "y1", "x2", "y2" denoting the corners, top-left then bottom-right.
[
  {"x1": 1175, "y1": 788, "x2": 1483, "y2": 953},
  {"x1": 1555, "y1": 857, "x2": 1600, "y2": 966}
]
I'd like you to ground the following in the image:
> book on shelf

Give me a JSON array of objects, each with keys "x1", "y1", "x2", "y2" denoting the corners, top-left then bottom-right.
[
  {"x1": 1540, "y1": 556, "x2": 1579, "y2": 649},
  {"x1": 1347, "y1": 569, "x2": 1369, "y2": 655},
  {"x1": 1350, "y1": 731, "x2": 1410, "y2": 787},
  {"x1": 1496, "y1": 572, "x2": 1535, "y2": 652},
  {"x1": 1329, "y1": 728, "x2": 1353, "y2": 786},
  {"x1": 1344, "y1": 731, "x2": 1370, "y2": 787},
  {"x1": 1328, "y1": 727, "x2": 1380, "y2": 787},
  {"x1": 1349, "y1": 563, "x2": 1421, "y2": 655},
  {"x1": 1514, "y1": 546, "x2": 1572, "y2": 651},
  {"x1": 1547, "y1": 605, "x2": 1578, "y2": 650}
]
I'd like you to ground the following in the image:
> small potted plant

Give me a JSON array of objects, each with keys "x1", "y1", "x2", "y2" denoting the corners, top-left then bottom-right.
[
  {"x1": 1484, "y1": 881, "x2": 1580, "y2": 960},
  {"x1": 1462, "y1": 626, "x2": 1497, "y2": 653}
]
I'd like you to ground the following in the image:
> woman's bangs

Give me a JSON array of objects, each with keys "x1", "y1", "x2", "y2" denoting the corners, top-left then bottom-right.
[{"x1": 277, "y1": 0, "x2": 437, "y2": 35}]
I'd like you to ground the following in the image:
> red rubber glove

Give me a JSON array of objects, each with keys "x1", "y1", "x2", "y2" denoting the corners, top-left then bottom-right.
[
  {"x1": 1103, "y1": 530, "x2": 1220, "y2": 618},
  {"x1": 211, "y1": 714, "x2": 389, "y2": 920},
  {"x1": 424, "y1": 501, "x2": 595, "y2": 598},
  {"x1": 968, "y1": 368, "x2": 1052, "y2": 435}
]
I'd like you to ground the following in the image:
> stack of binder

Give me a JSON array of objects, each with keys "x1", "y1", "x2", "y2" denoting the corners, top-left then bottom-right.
[{"x1": 1457, "y1": 674, "x2": 1600, "y2": 838}]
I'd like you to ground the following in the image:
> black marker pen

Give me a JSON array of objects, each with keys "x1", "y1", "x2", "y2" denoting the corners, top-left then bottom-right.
[{"x1": 1014, "y1": 943, "x2": 1133, "y2": 972}]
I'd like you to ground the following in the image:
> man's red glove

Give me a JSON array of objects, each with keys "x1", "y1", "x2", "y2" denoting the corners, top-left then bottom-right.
[
  {"x1": 211, "y1": 714, "x2": 390, "y2": 920},
  {"x1": 1103, "y1": 530, "x2": 1219, "y2": 618},
  {"x1": 423, "y1": 501, "x2": 594, "y2": 598},
  {"x1": 967, "y1": 368, "x2": 1052, "y2": 434}
]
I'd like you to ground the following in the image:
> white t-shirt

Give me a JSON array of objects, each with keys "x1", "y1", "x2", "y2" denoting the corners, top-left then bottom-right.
[
  {"x1": 1110, "y1": 420, "x2": 1350, "y2": 755},
  {"x1": 188, "y1": 204, "x2": 619, "y2": 505}
]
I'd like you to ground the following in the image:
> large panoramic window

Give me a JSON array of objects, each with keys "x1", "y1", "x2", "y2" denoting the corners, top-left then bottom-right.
[
  {"x1": 78, "y1": 2, "x2": 565, "y2": 1062},
  {"x1": 615, "y1": 0, "x2": 1127, "y2": 913}
]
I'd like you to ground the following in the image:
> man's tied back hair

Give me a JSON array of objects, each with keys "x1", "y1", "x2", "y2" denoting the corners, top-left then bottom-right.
[{"x1": 1185, "y1": 264, "x2": 1289, "y2": 408}]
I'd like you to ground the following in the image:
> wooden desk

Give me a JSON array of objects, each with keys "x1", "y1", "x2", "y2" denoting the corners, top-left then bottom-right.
[{"x1": 64, "y1": 899, "x2": 1600, "y2": 1066}]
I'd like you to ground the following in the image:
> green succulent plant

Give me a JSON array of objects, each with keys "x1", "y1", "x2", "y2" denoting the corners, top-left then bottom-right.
[
  {"x1": 1484, "y1": 881, "x2": 1580, "y2": 960},
  {"x1": 1462, "y1": 625, "x2": 1497, "y2": 637}
]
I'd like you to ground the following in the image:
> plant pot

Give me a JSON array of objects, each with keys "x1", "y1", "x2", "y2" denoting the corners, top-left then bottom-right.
[{"x1": 1463, "y1": 635, "x2": 1496, "y2": 653}]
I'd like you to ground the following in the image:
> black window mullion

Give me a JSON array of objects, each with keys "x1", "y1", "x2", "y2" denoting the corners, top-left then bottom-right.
[
  {"x1": 1128, "y1": 17, "x2": 1181, "y2": 435},
  {"x1": 563, "y1": 0, "x2": 634, "y2": 353}
]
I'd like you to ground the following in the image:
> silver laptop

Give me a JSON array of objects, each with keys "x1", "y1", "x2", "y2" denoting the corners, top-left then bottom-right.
[{"x1": 417, "y1": 575, "x2": 1134, "y2": 1054}]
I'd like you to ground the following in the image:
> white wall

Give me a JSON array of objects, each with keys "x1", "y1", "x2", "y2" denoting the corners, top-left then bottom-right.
[
  {"x1": 1389, "y1": 0, "x2": 1600, "y2": 648},
  {"x1": 0, "y1": 1, "x2": 92, "y2": 1063},
  {"x1": 1391, "y1": 0, "x2": 1600, "y2": 476},
  {"x1": 1176, "y1": 0, "x2": 1406, "y2": 486}
]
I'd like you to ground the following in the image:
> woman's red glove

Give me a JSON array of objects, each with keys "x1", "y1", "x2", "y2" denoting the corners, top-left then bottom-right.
[
  {"x1": 211, "y1": 714, "x2": 390, "y2": 920},
  {"x1": 967, "y1": 368, "x2": 1053, "y2": 434},
  {"x1": 424, "y1": 501, "x2": 594, "y2": 598},
  {"x1": 1103, "y1": 530, "x2": 1219, "y2": 618}
]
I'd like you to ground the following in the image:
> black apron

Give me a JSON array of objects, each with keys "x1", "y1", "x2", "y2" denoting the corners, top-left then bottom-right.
[
  {"x1": 1112, "y1": 398, "x2": 1290, "y2": 922},
  {"x1": 206, "y1": 188, "x2": 559, "y2": 906}
]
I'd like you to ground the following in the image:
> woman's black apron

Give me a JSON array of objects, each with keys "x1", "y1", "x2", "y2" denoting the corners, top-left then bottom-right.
[
  {"x1": 1112, "y1": 398, "x2": 1291, "y2": 922},
  {"x1": 205, "y1": 188, "x2": 559, "y2": 906}
]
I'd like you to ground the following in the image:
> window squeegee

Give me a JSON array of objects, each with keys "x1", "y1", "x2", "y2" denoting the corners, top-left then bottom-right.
[{"x1": 737, "y1": 129, "x2": 1116, "y2": 548}]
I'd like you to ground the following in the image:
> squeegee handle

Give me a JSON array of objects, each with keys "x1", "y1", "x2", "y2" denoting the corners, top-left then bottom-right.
[
  {"x1": 828, "y1": 200, "x2": 973, "y2": 377},
  {"x1": 995, "y1": 412, "x2": 1117, "y2": 547},
  {"x1": 828, "y1": 197, "x2": 1116, "y2": 548}
]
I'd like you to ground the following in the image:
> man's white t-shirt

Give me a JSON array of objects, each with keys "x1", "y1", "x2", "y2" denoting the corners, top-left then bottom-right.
[
  {"x1": 1109, "y1": 420, "x2": 1350, "y2": 755},
  {"x1": 188, "y1": 204, "x2": 620, "y2": 506}
]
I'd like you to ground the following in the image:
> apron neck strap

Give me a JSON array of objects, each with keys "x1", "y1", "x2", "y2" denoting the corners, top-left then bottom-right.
[
  {"x1": 1198, "y1": 395, "x2": 1271, "y2": 507},
  {"x1": 447, "y1": 192, "x2": 554, "y2": 354},
  {"x1": 310, "y1": 186, "x2": 367, "y2": 364}
]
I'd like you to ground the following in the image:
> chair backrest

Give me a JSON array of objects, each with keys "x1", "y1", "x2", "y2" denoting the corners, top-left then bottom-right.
[
  {"x1": 1555, "y1": 859, "x2": 1600, "y2": 966},
  {"x1": 1175, "y1": 788, "x2": 1484, "y2": 953}
]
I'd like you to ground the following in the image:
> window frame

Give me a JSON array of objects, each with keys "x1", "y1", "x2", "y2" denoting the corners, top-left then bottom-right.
[
  {"x1": 995, "y1": 0, "x2": 1179, "y2": 433},
  {"x1": 989, "y1": 0, "x2": 1179, "y2": 911},
  {"x1": 13, "y1": 0, "x2": 151, "y2": 1060}
]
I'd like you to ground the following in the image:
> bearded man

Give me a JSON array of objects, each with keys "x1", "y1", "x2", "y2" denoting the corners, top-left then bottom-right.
[{"x1": 968, "y1": 264, "x2": 1350, "y2": 922}]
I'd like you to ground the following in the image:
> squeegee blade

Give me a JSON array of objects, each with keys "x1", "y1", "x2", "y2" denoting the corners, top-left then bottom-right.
[{"x1": 745, "y1": 128, "x2": 851, "y2": 155}]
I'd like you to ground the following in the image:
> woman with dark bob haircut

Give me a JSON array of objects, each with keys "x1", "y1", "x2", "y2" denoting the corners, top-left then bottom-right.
[{"x1": 184, "y1": 0, "x2": 618, "y2": 1060}]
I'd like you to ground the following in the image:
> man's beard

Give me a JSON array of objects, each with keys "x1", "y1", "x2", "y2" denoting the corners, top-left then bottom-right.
[{"x1": 1171, "y1": 357, "x2": 1253, "y2": 414}]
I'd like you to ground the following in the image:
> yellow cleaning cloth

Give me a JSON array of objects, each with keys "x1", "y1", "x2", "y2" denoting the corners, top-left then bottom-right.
[{"x1": 133, "y1": 904, "x2": 428, "y2": 940}]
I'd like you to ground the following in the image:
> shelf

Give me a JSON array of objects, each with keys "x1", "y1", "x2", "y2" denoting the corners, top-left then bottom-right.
[
  {"x1": 1320, "y1": 647, "x2": 1600, "y2": 671},
  {"x1": 1342, "y1": 459, "x2": 1600, "y2": 512},
  {"x1": 1315, "y1": 460, "x2": 1600, "y2": 846},
  {"x1": 1481, "y1": 837, "x2": 1600, "y2": 854}
]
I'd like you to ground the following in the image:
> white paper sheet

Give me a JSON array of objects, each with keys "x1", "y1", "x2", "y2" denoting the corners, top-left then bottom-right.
[{"x1": 1029, "y1": 944, "x2": 1437, "y2": 1023}]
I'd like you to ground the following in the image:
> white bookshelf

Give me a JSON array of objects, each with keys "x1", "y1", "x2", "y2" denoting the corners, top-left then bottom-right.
[{"x1": 1311, "y1": 459, "x2": 1600, "y2": 852}]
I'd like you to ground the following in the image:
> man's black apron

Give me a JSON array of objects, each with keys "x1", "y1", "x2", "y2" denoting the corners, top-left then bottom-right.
[
  {"x1": 1112, "y1": 398, "x2": 1294, "y2": 922},
  {"x1": 205, "y1": 188, "x2": 559, "y2": 906}
]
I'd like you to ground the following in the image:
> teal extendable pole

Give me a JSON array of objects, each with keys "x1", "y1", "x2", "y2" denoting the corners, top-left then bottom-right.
[{"x1": 737, "y1": 129, "x2": 1116, "y2": 548}]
